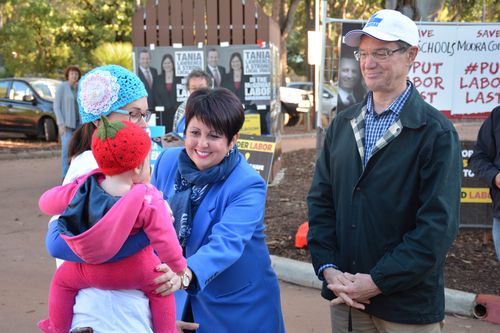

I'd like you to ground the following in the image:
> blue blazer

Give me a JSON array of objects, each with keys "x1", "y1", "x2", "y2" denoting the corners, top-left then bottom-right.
[{"x1": 152, "y1": 148, "x2": 285, "y2": 333}]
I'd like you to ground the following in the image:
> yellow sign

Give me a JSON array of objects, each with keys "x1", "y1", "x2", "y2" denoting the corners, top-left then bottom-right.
[
  {"x1": 461, "y1": 187, "x2": 491, "y2": 203},
  {"x1": 237, "y1": 138, "x2": 275, "y2": 153},
  {"x1": 241, "y1": 114, "x2": 261, "y2": 135}
]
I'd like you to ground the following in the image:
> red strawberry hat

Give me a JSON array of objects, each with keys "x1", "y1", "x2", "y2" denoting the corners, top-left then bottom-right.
[{"x1": 91, "y1": 116, "x2": 151, "y2": 176}]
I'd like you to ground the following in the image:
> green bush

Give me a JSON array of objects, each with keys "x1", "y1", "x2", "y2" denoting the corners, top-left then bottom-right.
[{"x1": 91, "y1": 42, "x2": 133, "y2": 70}]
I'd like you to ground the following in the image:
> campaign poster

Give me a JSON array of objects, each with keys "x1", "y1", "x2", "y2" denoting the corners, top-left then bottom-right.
[
  {"x1": 241, "y1": 114, "x2": 261, "y2": 135},
  {"x1": 409, "y1": 23, "x2": 500, "y2": 116},
  {"x1": 237, "y1": 134, "x2": 276, "y2": 184},
  {"x1": 210, "y1": 45, "x2": 273, "y2": 134},
  {"x1": 175, "y1": 50, "x2": 204, "y2": 77},
  {"x1": 133, "y1": 46, "x2": 205, "y2": 129},
  {"x1": 136, "y1": 46, "x2": 206, "y2": 104},
  {"x1": 211, "y1": 45, "x2": 271, "y2": 106},
  {"x1": 338, "y1": 23, "x2": 368, "y2": 112},
  {"x1": 134, "y1": 44, "x2": 278, "y2": 136},
  {"x1": 338, "y1": 22, "x2": 500, "y2": 117},
  {"x1": 243, "y1": 49, "x2": 271, "y2": 102},
  {"x1": 174, "y1": 49, "x2": 205, "y2": 102},
  {"x1": 461, "y1": 141, "x2": 492, "y2": 228}
]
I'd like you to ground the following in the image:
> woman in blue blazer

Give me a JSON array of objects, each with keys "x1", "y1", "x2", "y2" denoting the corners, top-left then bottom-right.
[{"x1": 152, "y1": 88, "x2": 285, "y2": 333}]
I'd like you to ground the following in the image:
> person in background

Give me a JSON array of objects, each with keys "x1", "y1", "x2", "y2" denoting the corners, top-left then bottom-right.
[
  {"x1": 336, "y1": 57, "x2": 365, "y2": 112},
  {"x1": 205, "y1": 48, "x2": 225, "y2": 88},
  {"x1": 38, "y1": 116, "x2": 186, "y2": 333},
  {"x1": 222, "y1": 52, "x2": 247, "y2": 104},
  {"x1": 44, "y1": 64, "x2": 198, "y2": 333},
  {"x1": 172, "y1": 69, "x2": 212, "y2": 133},
  {"x1": 54, "y1": 65, "x2": 82, "y2": 178},
  {"x1": 469, "y1": 105, "x2": 500, "y2": 262},
  {"x1": 153, "y1": 53, "x2": 180, "y2": 130},
  {"x1": 151, "y1": 88, "x2": 285, "y2": 333},
  {"x1": 137, "y1": 49, "x2": 158, "y2": 111},
  {"x1": 307, "y1": 9, "x2": 461, "y2": 333}
]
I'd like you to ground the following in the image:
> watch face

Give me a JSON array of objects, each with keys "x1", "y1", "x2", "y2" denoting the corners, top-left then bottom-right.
[{"x1": 182, "y1": 274, "x2": 190, "y2": 288}]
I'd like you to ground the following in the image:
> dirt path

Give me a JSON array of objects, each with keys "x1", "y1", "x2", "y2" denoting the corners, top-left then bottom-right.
[{"x1": 0, "y1": 157, "x2": 58, "y2": 332}]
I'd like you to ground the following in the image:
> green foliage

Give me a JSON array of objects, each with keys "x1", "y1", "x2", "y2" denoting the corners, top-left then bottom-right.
[
  {"x1": 284, "y1": 0, "x2": 382, "y2": 78},
  {"x1": 0, "y1": 0, "x2": 67, "y2": 77},
  {"x1": 0, "y1": 0, "x2": 136, "y2": 77},
  {"x1": 437, "y1": 0, "x2": 500, "y2": 22},
  {"x1": 0, "y1": 0, "x2": 497, "y2": 78},
  {"x1": 285, "y1": 1, "x2": 307, "y2": 78},
  {"x1": 91, "y1": 42, "x2": 133, "y2": 69},
  {"x1": 60, "y1": 0, "x2": 135, "y2": 66}
]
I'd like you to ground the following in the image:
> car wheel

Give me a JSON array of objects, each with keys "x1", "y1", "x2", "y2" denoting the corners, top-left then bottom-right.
[
  {"x1": 42, "y1": 118, "x2": 57, "y2": 142},
  {"x1": 286, "y1": 114, "x2": 301, "y2": 127}
]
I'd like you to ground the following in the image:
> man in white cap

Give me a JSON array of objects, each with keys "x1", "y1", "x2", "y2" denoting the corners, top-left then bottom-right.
[{"x1": 307, "y1": 9, "x2": 461, "y2": 333}]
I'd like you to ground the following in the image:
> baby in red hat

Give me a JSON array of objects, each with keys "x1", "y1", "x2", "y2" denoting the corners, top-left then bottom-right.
[{"x1": 37, "y1": 116, "x2": 186, "y2": 333}]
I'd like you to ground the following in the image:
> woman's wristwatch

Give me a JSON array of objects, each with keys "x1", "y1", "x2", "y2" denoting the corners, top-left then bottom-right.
[{"x1": 180, "y1": 268, "x2": 192, "y2": 290}]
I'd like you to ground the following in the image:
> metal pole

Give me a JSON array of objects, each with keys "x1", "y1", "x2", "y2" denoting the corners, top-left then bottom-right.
[
  {"x1": 315, "y1": 0, "x2": 327, "y2": 155},
  {"x1": 313, "y1": 0, "x2": 320, "y2": 136},
  {"x1": 317, "y1": 0, "x2": 326, "y2": 129}
]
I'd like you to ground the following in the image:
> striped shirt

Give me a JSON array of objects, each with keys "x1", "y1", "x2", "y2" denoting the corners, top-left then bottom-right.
[{"x1": 363, "y1": 81, "x2": 412, "y2": 166}]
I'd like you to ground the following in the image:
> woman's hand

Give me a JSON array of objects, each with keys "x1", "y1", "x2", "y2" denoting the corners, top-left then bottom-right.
[
  {"x1": 176, "y1": 320, "x2": 200, "y2": 332},
  {"x1": 58, "y1": 125, "x2": 67, "y2": 136},
  {"x1": 154, "y1": 263, "x2": 181, "y2": 296}
]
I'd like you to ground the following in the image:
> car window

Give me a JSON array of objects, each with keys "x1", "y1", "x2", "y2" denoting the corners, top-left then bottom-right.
[
  {"x1": 0, "y1": 81, "x2": 9, "y2": 98},
  {"x1": 31, "y1": 80, "x2": 59, "y2": 101},
  {"x1": 10, "y1": 81, "x2": 33, "y2": 101},
  {"x1": 295, "y1": 83, "x2": 312, "y2": 91}
]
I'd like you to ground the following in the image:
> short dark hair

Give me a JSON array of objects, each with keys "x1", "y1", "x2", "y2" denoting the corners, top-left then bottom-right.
[
  {"x1": 184, "y1": 88, "x2": 244, "y2": 144},
  {"x1": 139, "y1": 49, "x2": 150, "y2": 55},
  {"x1": 396, "y1": 40, "x2": 411, "y2": 50},
  {"x1": 64, "y1": 65, "x2": 82, "y2": 80},
  {"x1": 186, "y1": 69, "x2": 212, "y2": 89},
  {"x1": 228, "y1": 52, "x2": 243, "y2": 73},
  {"x1": 160, "y1": 53, "x2": 176, "y2": 76}
]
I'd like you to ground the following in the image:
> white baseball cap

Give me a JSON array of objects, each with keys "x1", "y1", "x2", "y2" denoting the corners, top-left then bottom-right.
[{"x1": 343, "y1": 9, "x2": 419, "y2": 47}]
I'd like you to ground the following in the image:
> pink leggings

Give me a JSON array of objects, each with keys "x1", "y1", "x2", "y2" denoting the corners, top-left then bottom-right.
[{"x1": 42, "y1": 246, "x2": 176, "y2": 333}]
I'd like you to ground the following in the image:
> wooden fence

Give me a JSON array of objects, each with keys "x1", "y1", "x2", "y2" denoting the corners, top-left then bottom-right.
[{"x1": 132, "y1": 0, "x2": 280, "y2": 47}]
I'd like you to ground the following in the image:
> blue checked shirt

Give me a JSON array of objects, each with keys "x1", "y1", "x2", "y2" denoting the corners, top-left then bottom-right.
[{"x1": 363, "y1": 81, "x2": 412, "y2": 166}]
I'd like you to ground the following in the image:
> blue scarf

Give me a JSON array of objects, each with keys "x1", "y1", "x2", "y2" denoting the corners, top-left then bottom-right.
[{"x1": 170, "y1": 146, "x2": 240, "y2": 248}]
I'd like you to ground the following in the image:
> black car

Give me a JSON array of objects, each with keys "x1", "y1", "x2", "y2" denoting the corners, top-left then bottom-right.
[{"x1": 0, "y1": 77, "x2": 61, "y2": 141}]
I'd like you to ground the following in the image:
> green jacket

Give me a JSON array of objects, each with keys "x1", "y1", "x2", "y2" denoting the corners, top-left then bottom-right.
[{"x1": 307, "y1": 87, "x2": 461, "y2": 324}]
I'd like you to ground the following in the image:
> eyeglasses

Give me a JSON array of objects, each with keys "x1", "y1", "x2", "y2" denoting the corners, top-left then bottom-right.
[
  {"x1": 115, "y1": 109, "x2": 152, "y2": 124},
  {"x1": 353, "y1": 47, "x2": 407, "y2": 62}
]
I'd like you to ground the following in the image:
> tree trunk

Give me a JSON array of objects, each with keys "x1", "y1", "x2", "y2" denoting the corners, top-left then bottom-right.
[
  {"x1": 275, "y1": 0, "x2": 301, "y2": 85},
  {"x1": 280, "y1": 35, "x2": 288, "y2": 84}
]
